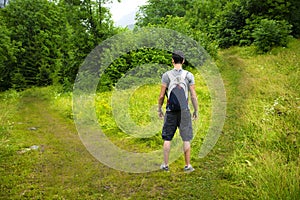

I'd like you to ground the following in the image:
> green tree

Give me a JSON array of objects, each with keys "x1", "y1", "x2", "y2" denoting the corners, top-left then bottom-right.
[
  {"x1": 187, "y1": 0, "x2": 226, "y2": 31},
  {"x1": 62, "y1": 0, "x2": 118, "y2": 48},
  {"x1": 136, "y1": 0, "x2": 191, "y2": 27},
  {"x1": 215, "y1": 0, "x2": 297, "y2": 48},
  {"x1": 136, "y1": 0, "x2": 220, "y2": 58},
  {"x1": 0, "y1": 0, "x2": 120, "y2": 91},
  {"x1": 1, "y1": 0, "x2": 71, "y2": 89},
  {"x1": 215, "y1": 0, "x2": 252, "y2": 48},
  {"x1": 59, "y1": 0, "x2": 120, "y2": 90},
  {"x1": 288, "y1": 0, "x2": 300, "y2": 37},
  {"x1": 152, "y1": 15, "x2": 218, "y2": 58},
  {"x1": 0, "y1": 16, "x2": 19, "y2": 91}
]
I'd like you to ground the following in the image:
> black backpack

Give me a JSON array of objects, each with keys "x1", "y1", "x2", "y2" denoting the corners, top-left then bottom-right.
[{"x1": 166, "y1": 70, "x2": 189, "y2": 111}]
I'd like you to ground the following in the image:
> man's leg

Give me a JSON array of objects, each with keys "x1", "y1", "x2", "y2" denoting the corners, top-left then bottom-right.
[
  {"x1": 183, "y1": 141, "x2": 191, "y2": 166},
  {"x1": 179, "y1": 110, "x2": 193, "y2": 167},
  {"x1": 163, "y1": 140, "x2": 171, "y2": 166},
  {"x1": 161, "y1": 111, "x2": 177, "y2": 168}
]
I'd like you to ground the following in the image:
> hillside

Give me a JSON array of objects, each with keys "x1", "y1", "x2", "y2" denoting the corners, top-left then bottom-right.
[{"x1": 0, "y1": 39, "x2": 299, "y2": 199}]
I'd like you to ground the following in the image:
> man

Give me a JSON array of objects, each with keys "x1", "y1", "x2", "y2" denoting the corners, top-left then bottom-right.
[{"x1": 158, "y1": 50, "x2": 198, "y2": 172}]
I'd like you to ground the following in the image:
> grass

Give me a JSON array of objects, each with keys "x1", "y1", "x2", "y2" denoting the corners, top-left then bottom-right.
[
  {"x1": 94, "y1": 73, "x2": 210, "y2": 155},
  {"x1": 217, "y1": 39, "x2": 300, "y2": 199},
  {"x1": 0, "y1": 39, "x2": 299, "y2": 199}
]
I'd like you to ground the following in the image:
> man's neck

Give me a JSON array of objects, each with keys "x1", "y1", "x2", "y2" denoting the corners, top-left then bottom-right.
[{"x1": 173, "y1": 64, "x2": 182, "y2": 70}]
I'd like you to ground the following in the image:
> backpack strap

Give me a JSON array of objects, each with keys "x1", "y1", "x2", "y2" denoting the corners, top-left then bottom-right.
[{"x1": 166, "y1": 70, "x2": 188, "y2": 98}]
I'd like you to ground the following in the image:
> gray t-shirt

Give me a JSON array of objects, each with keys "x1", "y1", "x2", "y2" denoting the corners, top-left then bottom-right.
[
  {"x1": 162, "y1": 68, "x2": 195, "y2": 111},
  {"x1": 161, "y1": 68, "x2": 195, "y2": 89}
]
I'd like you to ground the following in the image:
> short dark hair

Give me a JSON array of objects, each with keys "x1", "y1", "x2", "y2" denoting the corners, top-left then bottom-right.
[{"x1": 172, "y1": 50, "x2": 185, "y2": 64}]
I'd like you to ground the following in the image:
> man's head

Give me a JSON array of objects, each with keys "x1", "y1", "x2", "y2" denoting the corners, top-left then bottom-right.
[{"x1": 172, "y1": 50, "x2": 185, "y2": 64}]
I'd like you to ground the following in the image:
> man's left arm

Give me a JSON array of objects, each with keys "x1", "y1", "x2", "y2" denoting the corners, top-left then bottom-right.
[{"x1": 158, "y1": 84, "x2": 167, "y2": 119}]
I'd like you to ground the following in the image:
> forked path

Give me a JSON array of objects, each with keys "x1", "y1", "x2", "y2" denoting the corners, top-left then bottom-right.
[{"x1": 10, "y1": 94, "x2": 234, "y2": 199}]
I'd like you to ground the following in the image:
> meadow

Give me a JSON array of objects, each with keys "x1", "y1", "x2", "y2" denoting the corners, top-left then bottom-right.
[{"x1": 0, "y1": 39, "x2": 299, "y2": 199}]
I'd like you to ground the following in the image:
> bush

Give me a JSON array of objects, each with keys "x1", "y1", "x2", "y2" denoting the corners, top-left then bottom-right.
[
  {"x1": 253, "y1": 19, "x2": 292, "y2": 53},
  {"x1": 98, "y1": 48, "x2": 171, "y2": 92},
  {"x1": 161, "y1": 16, "x2": 219, "y2": 58}
]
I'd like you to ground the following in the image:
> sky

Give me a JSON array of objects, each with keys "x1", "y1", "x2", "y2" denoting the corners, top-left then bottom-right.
[
  {"x1": 0, "y1": 0, "x2": 8, "y2": 8},
  {"x1": 106, "y1": 0, "x2": 148, "y2": 27}
]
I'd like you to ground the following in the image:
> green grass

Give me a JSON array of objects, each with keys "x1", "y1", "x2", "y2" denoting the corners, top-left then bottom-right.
[
  {"x1": 217, "y1": 39, "x2": 300, "y2": 199},
  {"x1": 0, "y1": 39, "x2": 299, "y2": 199}
]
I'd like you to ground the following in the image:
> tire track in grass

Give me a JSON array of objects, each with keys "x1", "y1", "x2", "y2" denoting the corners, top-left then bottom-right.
[
  {"x1": 13, "y1": 94, "x2": 213, "y2": 199},
  {"x1": 6, "y1": 84, "x2": 245, "y2": 199},
  {"x1": 205, "y1": 50, "x2": 256, "y2": 198},
  {"x1": 6, "y1": 95, "x2": 114, "y2": 199}
]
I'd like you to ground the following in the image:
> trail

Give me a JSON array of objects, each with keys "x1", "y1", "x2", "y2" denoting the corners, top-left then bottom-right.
[
  {"x1": 3, "y1": 65, "x2": 249, "y2": 199},
  {"x1": 7, "y1": 96, "x2": 107, "y2": 199}
]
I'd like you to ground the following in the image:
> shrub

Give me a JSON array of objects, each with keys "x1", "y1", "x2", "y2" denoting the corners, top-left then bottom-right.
[{"x1": 253, "y1": 19, "x2": 292, "y2": 53}]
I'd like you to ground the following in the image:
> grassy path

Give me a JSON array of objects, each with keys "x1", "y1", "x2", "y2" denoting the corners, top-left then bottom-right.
[
  {"x1": 0, "y1": 49, "x2": 251, "y2": 200},
  {"x1": 1, "y1": 96, "x2": 106, "y2": 199},
  {"x1": 1, "y1": 92, "x2": 231, "y2": 199}
]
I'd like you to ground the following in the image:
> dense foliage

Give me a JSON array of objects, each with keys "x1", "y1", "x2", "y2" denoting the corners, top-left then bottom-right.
[
  {"x1": 137, "y1": 0, "x2": 299, "y2": 50},
  {"x1": 0, "y1": 0, "x2": 299, "y2": 91},
  {"x1": 0, "y1": 0, "x2": 118, "y2": 91}
]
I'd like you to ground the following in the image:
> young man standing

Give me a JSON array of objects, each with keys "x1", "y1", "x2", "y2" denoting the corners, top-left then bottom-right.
[{"x1": 158, "y1": 50, "x2": 198, "y2": 172}]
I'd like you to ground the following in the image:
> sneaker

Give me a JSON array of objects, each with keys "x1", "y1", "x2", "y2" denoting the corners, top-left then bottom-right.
[
  {"x1": 184, "y1": 165, "x2": 195, "y2": 172},
  {"x1": 160, "y1": 164, "x2": 169, "y2": 172}
]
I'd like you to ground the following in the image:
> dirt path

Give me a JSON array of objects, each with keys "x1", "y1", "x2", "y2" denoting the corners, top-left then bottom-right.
[
  {"x1": 4, "y1": 96, "x2": 108, "y2": 199},
  {"x1": 2, "y1": 81, "x2": 244, "y2": 199}
]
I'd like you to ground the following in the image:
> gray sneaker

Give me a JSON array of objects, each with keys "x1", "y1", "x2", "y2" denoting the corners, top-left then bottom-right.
[
  {"x1": 184, "y1": 165, "x2": 195, "y2": 172},
  {"x1": 160, "y1": 164, "x2": 169, "y2": 172}
]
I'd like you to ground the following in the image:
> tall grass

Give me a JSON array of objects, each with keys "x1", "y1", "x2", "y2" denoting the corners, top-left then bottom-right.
[
  {"x1": 41, "y1": 39, "x2": 300, "y2": 199},
  {"x1": 93, "y1": 71, "x2": 211, "y2": 155},
  {"x1": 0, "y1": 89, "x2": 21, "y2": 157},
  {"x1": 220, "y1": 39, "x2": 300, "y2": 199},
  {"x1": 49, "y1": 66, "x2": 212, "y2": 163}
]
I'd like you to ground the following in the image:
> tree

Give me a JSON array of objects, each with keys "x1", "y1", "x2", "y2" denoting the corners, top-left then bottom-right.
[
  {"x1": 59, "y1": 0, "x2": 120, "y2": 90},
  {"x1": 136, "y1": 0, "x2": 191, "y2": 27},
  {"x1": 287, "y1": 0, "x2": 300, "y2": 37},
  {"x1": 0, "y1": 16, "x2": 18, "y2": 90},
  {"x1": 0, "y1": 0, "x2": 120, "y2": 91},
  {"x1": 1, "y1": 0, "x2": 71, "y2": 89},
  {"x1": 215, "y1": 0, "x2": 297, "y2": 48}
]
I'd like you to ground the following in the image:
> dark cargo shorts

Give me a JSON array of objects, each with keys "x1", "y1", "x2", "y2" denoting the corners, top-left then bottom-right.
[{"x1": 162, "y1": 109, "x2": 193, "y2": 141}]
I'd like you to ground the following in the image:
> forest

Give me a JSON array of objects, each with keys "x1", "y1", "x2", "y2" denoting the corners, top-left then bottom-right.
[{"x1": 0, "y1": 0, "x2": 299, "y2": 91}]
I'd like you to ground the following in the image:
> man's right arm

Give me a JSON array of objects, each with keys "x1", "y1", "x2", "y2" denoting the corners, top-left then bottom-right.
[{"x1": 189, "y1": 84, "x2": 198, "y2": 119}]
